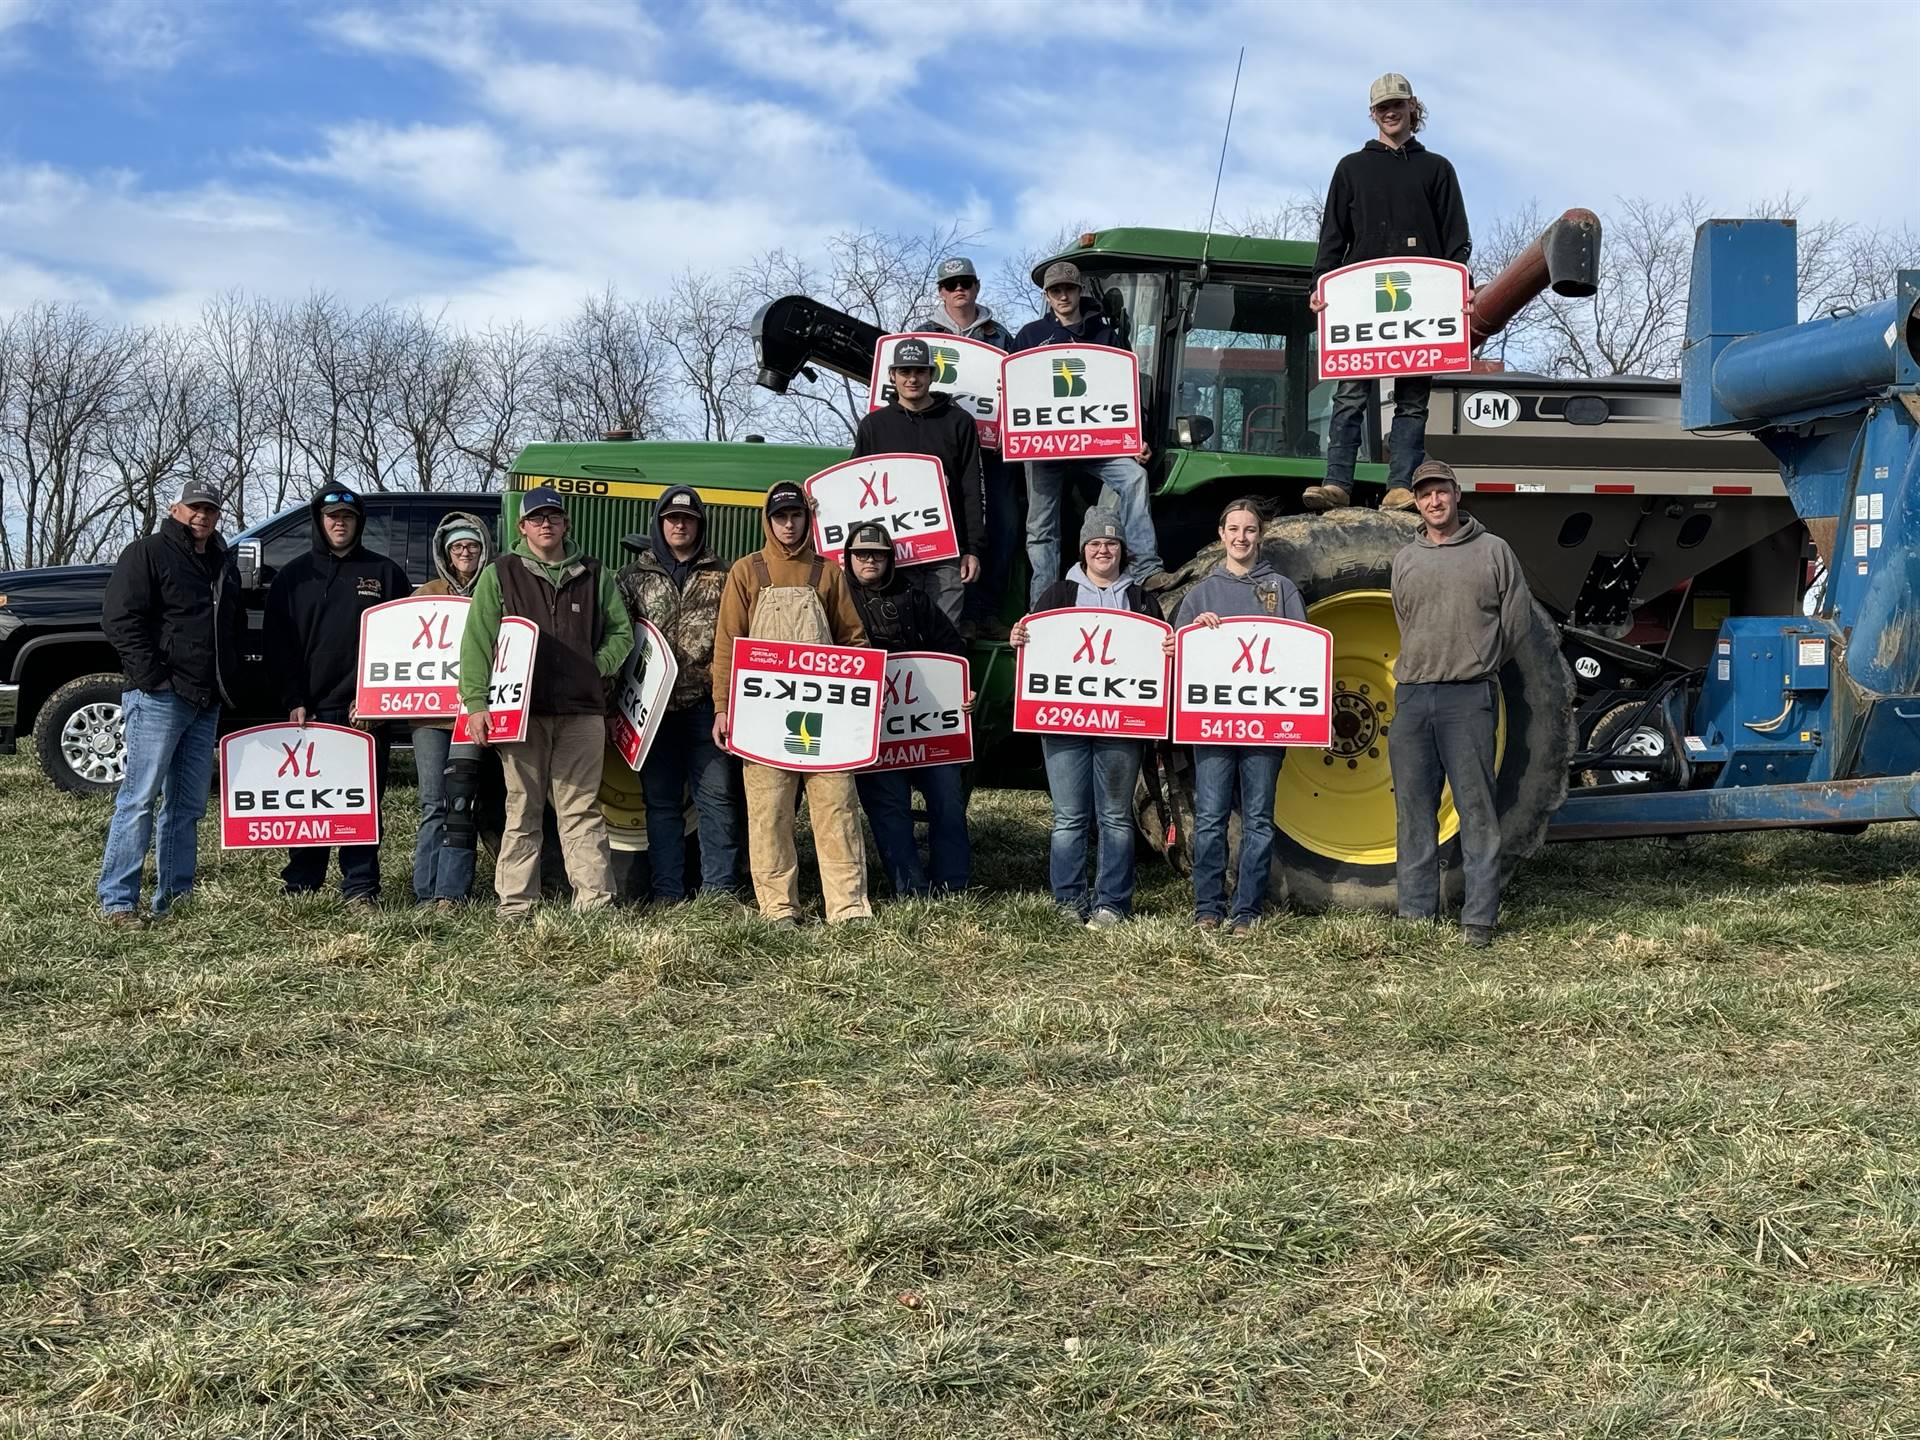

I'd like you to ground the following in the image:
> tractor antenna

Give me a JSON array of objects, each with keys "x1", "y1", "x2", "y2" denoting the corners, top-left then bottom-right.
[{"x1": 1196, "y1": 46, "x2": 1245, "y2": 288}]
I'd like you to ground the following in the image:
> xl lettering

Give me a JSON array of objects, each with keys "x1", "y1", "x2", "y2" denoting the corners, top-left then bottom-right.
[
  {"x1": 1232, "y1": 636, "x2": 1277, "y2": 674},
  {"x1": 1072, "y1": 627, "x2": 1117, "y2": 666},
  {"x1": 277, "y1": 741, "x2": 319, "y2": 778},
  {"x1": 413, "y1": 613, "x2": 452, "y2": 650}
]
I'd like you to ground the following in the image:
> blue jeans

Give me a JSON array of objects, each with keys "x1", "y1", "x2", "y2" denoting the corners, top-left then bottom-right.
[
  {"x1": 1191, "y1": 745, "x2": 1284, "y2": 924},
  {"x1": 97, "y1": 687, "x2": 220, "y2": 915},
  {"x1": 640, "y1": 700, "x2": 739, "y2": 901},
  {"x1": 1389, "y1": 679, "x2": 1502, "y2": 928},
  {"x1": 855, "y1": 763, "x2": 970, "y2": 897},
  {"x1": 1026, "y1": 455, "x2": 1162, "y2": 602},
  {"x1": 1040, "y1": 736, "x2": 1141, "y2": 918},
  {"x1": 282, "y1": 710, "x2": 389, "y2": 900},
  {"x1": 1324, "y1": 374, "x2": 1433, "y2": 492},
  {"x1": 964, "y1": 452, "x2": 1020, "y2": 625},
  {"x1": 410, "y1": 725, "x2": 476, "y2": 902}
]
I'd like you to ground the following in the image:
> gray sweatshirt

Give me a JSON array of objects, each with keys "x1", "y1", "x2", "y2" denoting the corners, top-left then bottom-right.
[
  {"x1": 1389, "y1": 513, "x2": 1532, "y2": 684},
  {"x1": 1174, "y1": 559, "x2": 1306, "y2": 627},
  {"x1": 1066, "y1": 563, "x2": 1137, "y2": 610}
]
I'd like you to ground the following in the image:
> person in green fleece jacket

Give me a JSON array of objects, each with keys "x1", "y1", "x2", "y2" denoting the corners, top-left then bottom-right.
[{"x1": 458, "y1": 486, "x2": 632, "y2": 920}]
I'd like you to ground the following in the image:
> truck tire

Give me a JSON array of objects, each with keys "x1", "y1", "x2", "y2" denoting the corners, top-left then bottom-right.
[
  {"x1": 1142, "y1": 507, "x2": 1574, "y2": 912},
  {"x1": 35, "y1": 672, "x2": 130, "y2": 795}
]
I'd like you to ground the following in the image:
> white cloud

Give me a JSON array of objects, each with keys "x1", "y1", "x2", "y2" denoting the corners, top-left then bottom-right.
[{"x1": 72, "y1": 0, "x2": 209, "y2": 72}]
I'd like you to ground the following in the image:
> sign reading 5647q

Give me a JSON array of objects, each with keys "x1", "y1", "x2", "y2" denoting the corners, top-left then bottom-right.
[
  {"x1": 1013, "y1": 607, "x2": 1171, "y2": 738},
  {"x1": 1316, "y1": 256, "x2": 1470, "y2": 381},
  {"x1": 1000, "y1": 345, "x2": 1141, "y2": 461},
  {"x1": 356, "y1": 596, "x2": 469, "y2": 720}
]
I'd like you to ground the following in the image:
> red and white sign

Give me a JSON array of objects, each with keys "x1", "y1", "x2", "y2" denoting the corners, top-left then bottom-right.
[
  {"x1": 869, "y1": 331, "x2": 1007, "y2": 448},
  {"x1": 1172, "y1": 617, "x2": 1334, "y2": 747},
  {"x1": 453, "y1": 615, "x2": 538, "y2": 744},
  {"x1": 869, "y1": 651, "x2": 972, "y2": 771},
  {"x1": 726, "y1": 637, "x2": 884, "y2": 772},
  {"x1": 1316, "y1": 256, "x2": 1471, "y2": 381},
  {"x1": 219, "y1": 721, "x2": 379, "y2": 849},
  {"x1": 1000, "y1": 344, "x2": 1142, "y2": 461},
  {"x1": 610, "y1": 618, "x2": 679, "y2": 770},
  {"x1": 805, "y1": 453, "x2": 958, "y2": 568},
  {"x1": 1013, "y1": 607, "x2": 1171, "y2": 738},
  {"x1": 355, "y1": 596, "x2": 470, "y2": 720}
]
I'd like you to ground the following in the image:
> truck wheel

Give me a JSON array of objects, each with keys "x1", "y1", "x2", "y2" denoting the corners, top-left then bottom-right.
[
  {"x1": 1143, "y1": 508, "x2": 1574, "y2": 912},
  {"x1": 35, "y1": 673, "x2": 130, "y2": 795}
]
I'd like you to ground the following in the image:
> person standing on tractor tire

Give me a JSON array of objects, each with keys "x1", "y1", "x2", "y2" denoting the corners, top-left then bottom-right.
[
  {"x1": 1305, "y1": 72, "x2": 1472, "y2": 513},
  {"x1": 1012, "y1": 262, "x2": 1164, "y2": 601},
  {"x1": 841, "y1": 521, "x2": 972, "y2": 899},
  {"x1": 711, "y1": 482, "x2": 872, "y2": 928},
  {"x1": 96, "y1": 479, "x2": 243, "y2": 927},
  {"x1": 459, "y1": 486, "x2": 633, "y2": 922},
  {"x1": 265, "y1": 486, "x2": 412, "y2": 907},
  {"x1": 615, "y1": 485, "x2": 738, "y2": 905},
  {"x1": 1174, "y1": 498, "x2": 1307, "y2": 936},
  {"x1": 1389, "y1": 460, "x2": 1531, "y2": 948},
  {"x1": 851, "y1": 336, "x2": 985, "y2": 628}
]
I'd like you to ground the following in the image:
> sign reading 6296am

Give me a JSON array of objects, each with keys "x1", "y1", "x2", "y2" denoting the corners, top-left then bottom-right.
[
  {"x1": 1013, "y1": 607, "x2": 1171, "y2": 738},
  {"x1": 1315, "y1": 256, "x2": 1471, "y2": 381}
]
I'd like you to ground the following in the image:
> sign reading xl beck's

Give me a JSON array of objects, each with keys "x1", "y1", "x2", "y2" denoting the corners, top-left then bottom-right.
[
  {"x1": 452, "y1": 615, "x2": 538, "y2": 744},
  {"x1": 1172, "y1": 617, "x2": 1334, "y2": 747},
  {"x1": 805, "y1": 453, "x2": 958, "y2": 568},
  {"x1": 726, "y1": 638, "x2": 883, "y2": 772},
  {"x1": 871, "y1": 652, "x2": 972, "y2": 771},
  {"x1": 869, "y1": 332, "x2": 1006, "y2": 448},
  {"x1": 1013, "y1": 607, "x2": 1172, "y2": 738},
  {"x1": 1000, "y1": 345, "x2": 1141, "y2": 461},
  {"x1": 610, "y1": 618, "x2": 679, "y2": 771},
  {"x1": 356, "y1": 596, "x2": 470, "y2": 720},
  {"x1": 220, "y1": 721, "x2": 379, "y2": 849},
  {"x1": 1315, "y1": 257, "x2": 1471, "y2": 381}
]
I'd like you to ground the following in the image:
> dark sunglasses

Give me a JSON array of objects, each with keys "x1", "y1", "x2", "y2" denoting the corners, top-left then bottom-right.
[{"x1": 938, "y1": 277, "x2": 978, "y2": 291}]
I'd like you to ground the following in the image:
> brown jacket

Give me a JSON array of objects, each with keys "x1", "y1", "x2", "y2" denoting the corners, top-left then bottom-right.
[{"x1": 712, "y1": 506, "x2": 867, "y2": 708}]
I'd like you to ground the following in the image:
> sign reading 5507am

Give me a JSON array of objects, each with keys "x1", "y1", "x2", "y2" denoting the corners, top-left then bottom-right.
[{"x1": 1315, "y1": 257, "x2": 1470, "y2": 381}]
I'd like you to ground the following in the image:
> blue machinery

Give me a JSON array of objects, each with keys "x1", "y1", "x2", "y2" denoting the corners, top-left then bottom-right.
[{"x1": 1548, "y1": 219, "x2": 1920, "y2": 840}]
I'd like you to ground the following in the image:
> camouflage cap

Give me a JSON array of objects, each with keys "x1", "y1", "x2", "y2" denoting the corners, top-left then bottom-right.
[{"x1": 1040, "y1": 261, "x2": 1082, "y2": 291}]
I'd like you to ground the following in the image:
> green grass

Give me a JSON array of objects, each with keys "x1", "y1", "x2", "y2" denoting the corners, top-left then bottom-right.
[{"x1": 3, "y1": 749, "x2": 1919, "y2": 1437}]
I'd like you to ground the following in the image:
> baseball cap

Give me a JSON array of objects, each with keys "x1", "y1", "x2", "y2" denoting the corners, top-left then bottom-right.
[
  {"x1": 657, "y1": 486, "x2": 701, "y2": 519},
  {"x1": 177, "y1": 479, "x2": 224, "y2": 509},
  {"x1": 521, "y1": 484, "x2": 567, "y2": 516},
  {"x1": 847, "y1": 522, "x2": 894, "y2": 554},
  {"x1": 765, "y1": 481, "x2": 808, "y2": 515},
  {"x1": 889, "y1": 337, "x2": 934, "y2": 371},
  {"x1": 1410, "y1": 459, "x2": 1458, "y2": 489},
  {"x1": 1041, "y1": 261, "x2": 1083, "y2": 291},
  {"x1": 1369, "y1": 72, "x2": 1414, "y2": 107},
  {"x1": 442, "y1": 524, "x2": 484, "y2": 548},
  {"x1": 937, "y1": 256, "x2": 978, "y2": 284}
]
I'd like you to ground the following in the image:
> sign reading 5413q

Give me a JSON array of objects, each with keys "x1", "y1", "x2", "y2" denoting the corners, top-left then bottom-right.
[{"x1": 1316, "y1": 256, "x2": 1471, "y2": 381}]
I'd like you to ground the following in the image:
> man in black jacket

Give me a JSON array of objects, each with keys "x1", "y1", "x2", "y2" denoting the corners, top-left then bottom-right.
[
  {"x1": 851, "y1": 337, "x2": 985, "y2": 627},
  {"x1": 1305, "y1": 72, "x2": 1472, "y2": 511},
  {"x1": 96, "y1": 480, "x2": 243, "y2": 926},
  {"x1": 264, "y1": 486, "x2": 412, "y2": 905}
]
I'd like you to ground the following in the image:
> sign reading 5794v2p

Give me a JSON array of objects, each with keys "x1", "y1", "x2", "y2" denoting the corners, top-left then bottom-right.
[
  {"x1": 1316, "y1": 256, "x2": 1470, "y2": 381},
  {"x1": 1000, "y1": 344, "x2": 1141, "y2": 461},
  {"x1": 1013, "y1": 607, "x2": 1171, "y2": 738}
]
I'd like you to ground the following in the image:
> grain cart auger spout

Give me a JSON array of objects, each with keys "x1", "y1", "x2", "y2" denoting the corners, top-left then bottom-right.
[{"x1": 1547, "y1": 218, "x2": 1920, "y2": 841}]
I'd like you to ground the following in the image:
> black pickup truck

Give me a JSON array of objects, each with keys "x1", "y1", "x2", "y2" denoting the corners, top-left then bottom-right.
[{"x1": 0, "y1": 492, "x2": 502, "y2": 794}]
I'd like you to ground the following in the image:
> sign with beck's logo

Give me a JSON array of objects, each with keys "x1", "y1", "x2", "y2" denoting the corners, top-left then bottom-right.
[
  {"x1": 869, "y1": 331, "x2": 1007, "y2": 448},
  {"x1": 1013, "y1": 607, "x2": 1172, "y2": 738},
  {"x1": 1000, "y1": 345, "x2": 1142, "y2": 461},
  {"x1": 220, "y1": 721, "x2": 379, "y2": 849},
  {"x1": 452, "y1": 615, "x2": 538, "y2": 744},
  {"x1": 726, "y1": 638, "x2": 884, "y2": 771},
  {"x1": 1315, "y1": 256, "x2": 1471, "y2": 381},
  {"x1": 869, "y1": 651, "x2": 972, "y2": 771},
  {"x1": 355, "y1": 596, "x2": 470, "y2": 720},
  {"x1": 610, "y1": 618, "x2": 679, "y2": 771},
  {"x1": 805, "y1": 453, "x2": 958, "y2": 568},
  {"x1": 1172, "y1": 617, "x2": 1334, "y2": 747}
]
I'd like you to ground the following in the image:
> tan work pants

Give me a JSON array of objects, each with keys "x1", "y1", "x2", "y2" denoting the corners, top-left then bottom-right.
[
  {"x1": 742, "y1": 761, "x2": 870, "y2": 923},
  {"x1": 496, "y1": 713, "x2": 615, "y2": 917}
]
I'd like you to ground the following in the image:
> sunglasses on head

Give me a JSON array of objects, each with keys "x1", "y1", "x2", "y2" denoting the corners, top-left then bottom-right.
[{"x1": 320, "y1": 491, "x2": 358, "y2": 505}]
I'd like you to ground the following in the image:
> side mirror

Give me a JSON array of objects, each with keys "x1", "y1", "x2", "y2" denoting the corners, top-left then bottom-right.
[
  {"x1": 236, "y1": 539, "x2": 262, "y2": 591},
  {"x1": 1174, "y1": 415, "x2": 1215, "y2": 449}
]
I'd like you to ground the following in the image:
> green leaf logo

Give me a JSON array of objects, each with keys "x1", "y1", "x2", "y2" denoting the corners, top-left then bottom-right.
[
  {"x1": 784, "y1": 711, "x2": 824, "y2": 756},
  {"x1": 1374, "y1": 271, "x2": 1413, "y2": 313},
  {"x1": 1051, "y1": 356, "x2": 1087, "y2": 397}
]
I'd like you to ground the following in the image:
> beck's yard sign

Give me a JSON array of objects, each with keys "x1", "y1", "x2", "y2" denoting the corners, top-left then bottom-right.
[
  {"x1": 805, "y1": 453, "x2": 958, "y2": 567},
  {"x1": 355, "y1": 595, "x2": 470, "y2": 720},
  {"x1": 452, "y1": 615, "x2": 538, "y2": 744},
  {"x1": 610, "y1": 618, "x2": 679, "y2": 771},
  {"x1": 1013, "y1": 607, "x2": 1172, "y2": 738},
  {"x1": 1172, "y1": 617, "x2": 1334, "y2": 747},
  {"x1": 869, "y1": 332, "x2": 1007, "y2": 448},
  {"x1": 870, "y1": 651, "x2": 972, "y2": 770},
  {"x1": 1315, "y1": 257, "x2": 1471, "y2": 381},
  {"x1": 1000, "y1": 345, "x2": 1142, "y2": 461},
  {"x1": 220, "y1": 721, "x2": 379, "y2": 849},
  {"x1": 726, "y1": 638, "x2": 884, "y2": 771}
]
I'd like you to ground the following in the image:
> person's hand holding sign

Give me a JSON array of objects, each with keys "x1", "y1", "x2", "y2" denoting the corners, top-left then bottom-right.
[
  {"x1": 1008, "y1": 619, "x2": 1029, "y2": 648},
  {"x1": 712, "y1": 709, "x2": 731, "y2": 747},
  {"x1": 467, "y1": 707, "x2": 491, "y2": 747}
]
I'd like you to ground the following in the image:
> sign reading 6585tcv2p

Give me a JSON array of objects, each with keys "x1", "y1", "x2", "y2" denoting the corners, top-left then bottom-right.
[
  {"x1": 220, "y1": 722, "x2": 379, "y2": 849},
  {"x1": 726, "y1": 638, "x2": 883, "y2": 772},
  {"x1": 1316, "y1": 257, "x2": 1470, "y2": 381},
  {"x1": 1000, "y1": 345, "x2": 1141, "y2": 461},
  {"x1": 1013, "y1": 607, "x2": 1171, "y2": 738}
]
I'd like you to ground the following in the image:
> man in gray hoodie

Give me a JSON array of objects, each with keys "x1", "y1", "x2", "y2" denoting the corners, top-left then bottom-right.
[
  {"x1": 1388, "y1": 459, "x2": 1532, "y2": 946},
  {"x1": 1174, "y1": 498, "x2": 1308, "y2": 935}
]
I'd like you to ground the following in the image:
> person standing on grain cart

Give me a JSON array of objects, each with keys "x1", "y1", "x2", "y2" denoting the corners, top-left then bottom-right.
[
  {"x1": 1175, "y1": 498, "x2": 1307, "y2": 937},
  {"x1": 711, "y1": 482, "x2": 872, "y2": 928},
  {"x1": 1012, "y1": 262, "x2": 1164, "y2": 601},
  {"x1": 96, "y1": 479, "x2": 243, "y2": 927},
  {"x1": 459, "y1": 486, "x2": 632, "y2": 922},
  {"x1": 1011, "y1": 508, "x2": 1163, "y2": 930},
  {"x1": 1305, "y1": 72, "x2": 1472, "y2": 512},
  {"x1": 265, "y1": 487, "x2": 411, "y2": 907},
  {"x1": 615, "y1": 485, "x2": 739, "y2": 904},
  {"x1": 851, "y1": 336, "x2": 986, "y2": 628},
  {"x1": 1389, "y1": 460, "x2": 1531, "y2": 948},
  {"x1": 841, "y1": 521, "x2": 972, "y2": 899}
]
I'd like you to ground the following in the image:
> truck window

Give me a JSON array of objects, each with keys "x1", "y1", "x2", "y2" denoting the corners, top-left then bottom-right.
[
  {"x1": 1173, "y1": 280, "x2": 1327, "y2": 459},
  {"x1": 260, "y1": 507, "x2": 398, "y2": 579}
]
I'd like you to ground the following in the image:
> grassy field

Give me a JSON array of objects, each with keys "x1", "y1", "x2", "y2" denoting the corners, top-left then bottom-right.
[{"x1": 3, "y1": 749, "x2": 1919, "y2": 1438}]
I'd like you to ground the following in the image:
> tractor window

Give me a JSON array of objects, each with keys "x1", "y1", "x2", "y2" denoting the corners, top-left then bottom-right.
[
  {"x1": 1086, "y1": 272, "x2": 1166, "y2": 398},
  {"x1": 1172, "y1": 280, "x2": 1326, "y2": 458}
]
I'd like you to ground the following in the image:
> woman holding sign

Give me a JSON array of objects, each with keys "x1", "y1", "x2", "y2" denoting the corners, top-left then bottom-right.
[{"x1": 408, "y1": 512, "x2": 493, "y2": 910}]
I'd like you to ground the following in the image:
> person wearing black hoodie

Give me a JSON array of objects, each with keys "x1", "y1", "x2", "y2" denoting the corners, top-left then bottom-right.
[
  {"x1": 841, "y1": 521, "x2": 971, "y2": 898},
  {"x1": 1305, "y1": 72, "x2": 1472, "y2": 512},
  {"x1": 264, "y1": 486, "x2": 412, "y2": 904}
]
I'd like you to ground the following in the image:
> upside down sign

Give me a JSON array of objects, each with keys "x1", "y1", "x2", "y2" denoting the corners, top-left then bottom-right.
[{"x1": 1013, "y1": 607, "x2": 1172, "y2": 738}]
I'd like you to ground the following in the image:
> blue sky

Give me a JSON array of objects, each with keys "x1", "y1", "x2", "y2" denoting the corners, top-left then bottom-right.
[{"x1": 1, "y1": 0, "x2": 1913, "y2": 326}]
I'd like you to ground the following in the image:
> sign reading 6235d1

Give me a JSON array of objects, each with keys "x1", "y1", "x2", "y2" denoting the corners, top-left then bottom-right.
[{"x1": 1000, "y1": 345, "x2": 1141, "y2": 461}]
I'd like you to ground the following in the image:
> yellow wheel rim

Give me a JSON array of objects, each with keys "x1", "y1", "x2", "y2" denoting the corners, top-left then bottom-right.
[
  {"x1": 598, "y1": 740, "x2": 649, "y2": 852},
  {"x1": 1274, "y1": 589, "x2": 1505, "y2": 865}
]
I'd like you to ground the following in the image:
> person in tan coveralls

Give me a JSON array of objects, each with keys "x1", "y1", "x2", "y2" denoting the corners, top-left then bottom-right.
[{"x1": 711, "y1": 482, "x2": 872, "y2": 928}]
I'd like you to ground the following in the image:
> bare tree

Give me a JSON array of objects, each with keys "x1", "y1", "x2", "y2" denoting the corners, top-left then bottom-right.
[
  {"x1": 383, "y1": 306, "x2": 470, "y2": 491},
  {"x1": 449, "y1": 320, "x2": 541, "y2": 489},
  {"x1": 648, "y1": 271, "x2": 762, "y2": 442},
  {"x1": 98, "y1": 326, "x2": 218, "y2": 540},
  {"x1": 537, "y1": 287, "x2": 667, "y2": 441},
  {"x1": 195, "y1": 291, "x2": 271, "y2": 526}
]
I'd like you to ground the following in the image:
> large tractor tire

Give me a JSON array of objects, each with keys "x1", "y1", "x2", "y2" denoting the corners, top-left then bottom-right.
[{"x1": 1142, "y1": 508, "x2": 1574, "y2": 912}]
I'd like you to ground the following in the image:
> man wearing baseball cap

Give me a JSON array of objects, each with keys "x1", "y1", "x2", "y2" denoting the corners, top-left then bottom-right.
[
  {"x1": 96, "y1": 479, "x2": 244, "y2": 926},
  {"x1": 1306, "y1": 72, "x2": 1472, "y2": 513},
  {"x1": 1388, "y1": 460, "x2": 1530, "y2": 948},
  {"x1": 913, "y1": 257, "x2": 1016, "y2": 352},
  {"x1": 1012, "y1": 261, "x2": 1164, "y2": 603},
  {"x1": 459, "y1": 485, "x2": 633, "y2": 921}
]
